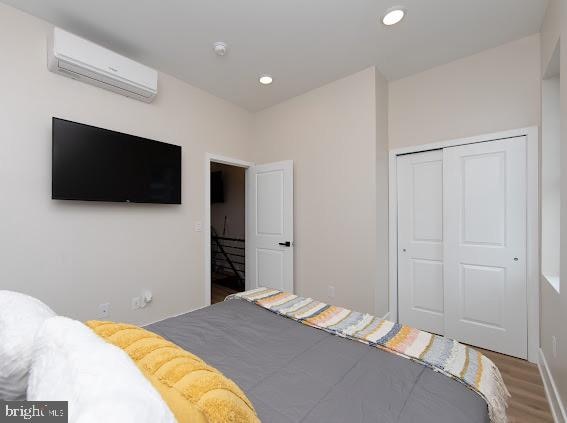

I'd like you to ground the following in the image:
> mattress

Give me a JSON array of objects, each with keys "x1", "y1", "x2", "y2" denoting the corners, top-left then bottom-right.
[{"x1": 147, "y1": 298, "x2": 490, "y2": 423}]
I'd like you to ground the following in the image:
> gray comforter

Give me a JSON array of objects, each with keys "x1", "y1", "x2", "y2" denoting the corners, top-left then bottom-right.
[{"x1": 147, "y1": 298, "x2": 489, "y2": 423}]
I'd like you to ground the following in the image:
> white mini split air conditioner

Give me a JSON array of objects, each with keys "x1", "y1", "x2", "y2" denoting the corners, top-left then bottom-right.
[{"x1": 47, "y1": 28, "x2": 158, "y2": 102}]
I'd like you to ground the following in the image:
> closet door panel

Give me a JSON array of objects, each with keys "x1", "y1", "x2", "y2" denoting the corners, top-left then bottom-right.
[
  {"x1": 397, "y1": 150, "x2": 444, "y2": 335},
  {"x1": 443, "y1": 137, "x2": 527, "y2": 358}
]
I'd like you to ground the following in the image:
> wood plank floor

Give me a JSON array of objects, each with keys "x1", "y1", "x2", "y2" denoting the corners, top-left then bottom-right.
[
  {"x1": 210, "y1": 286, "x2": 553, "y2": 422},
  {"x1": 211, "y1": 283, "x2": 238, "y2": 304},
  {"x1": 476, "y1": 347, "x2": 553, "y2": 423}
]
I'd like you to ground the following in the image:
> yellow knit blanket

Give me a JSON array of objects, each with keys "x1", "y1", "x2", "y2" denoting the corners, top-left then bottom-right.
[{"x1": 86, "y1": 321, "x2": 260, "y2": 423}]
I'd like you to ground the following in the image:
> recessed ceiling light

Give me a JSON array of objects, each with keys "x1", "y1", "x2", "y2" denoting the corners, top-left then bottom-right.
[
  {"x1": 382, "y1": 8, "x2": 405, "y2": 26},
  {"x1": 259, "y1": 74, "x2": 273, "y2": 85}
]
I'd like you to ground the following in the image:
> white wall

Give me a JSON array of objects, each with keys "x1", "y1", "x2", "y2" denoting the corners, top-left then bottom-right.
[
  {"x1": 0, "y1": 3, "x2": 253, "y2": 325},
  {"x1": 210, "y1": 163, "x2": 245, "y2": 239},
  {"x1": 389, "y1": 34, "x2": 541, "y2": 149},
  {"x1": 252, "y1": 67, "x2": 388, "y2": 315}
]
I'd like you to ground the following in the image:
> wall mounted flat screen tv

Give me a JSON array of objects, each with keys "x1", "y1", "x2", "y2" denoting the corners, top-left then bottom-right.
[{"x1": 52, "y1": 118, "x2": 181, "y2": 204}]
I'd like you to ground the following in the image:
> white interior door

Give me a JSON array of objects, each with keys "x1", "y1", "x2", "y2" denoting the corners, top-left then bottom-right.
[
  {"x1": 397, "y1": 150, "x2": 445, "y2": 335},
  {"x1": 247, "y1": 160, "x2": 294, "y2": 292},
  {"x1": 443, "y1": 137, "x2": 527, "y2": 358}
]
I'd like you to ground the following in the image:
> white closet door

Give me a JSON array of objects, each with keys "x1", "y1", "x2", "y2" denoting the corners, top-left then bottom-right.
[
  {"x1": 443, "y1": 137, "x2": 527, "y2": 358},
  {"x1": 397, "y1": 150, "x2": 445, "y2": 335}
]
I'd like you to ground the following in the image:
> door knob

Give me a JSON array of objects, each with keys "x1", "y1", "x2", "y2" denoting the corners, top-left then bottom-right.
[{"x1": 279, "y1": 241, "x2": 291, "y2": 247}]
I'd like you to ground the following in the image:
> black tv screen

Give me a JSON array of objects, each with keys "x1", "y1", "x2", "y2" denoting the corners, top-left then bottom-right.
[{"x1": 52, "y1": 118, "x2": 181, "y2": 204}]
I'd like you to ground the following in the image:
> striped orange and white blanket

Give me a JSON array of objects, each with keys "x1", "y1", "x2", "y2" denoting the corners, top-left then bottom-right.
[{"x1": 231, "y1": 287, "x2": 510, "y2": 423}]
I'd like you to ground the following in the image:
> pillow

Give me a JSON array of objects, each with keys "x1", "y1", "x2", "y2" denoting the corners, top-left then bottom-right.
[
  {"x1": 87, "y1": 321, "x2": 260, "y2": 423},
  {"x1": 27, "y1": 316, "x2": 175, "y2": 423},
  {"x1": 0, "y1": 290, "x2": 56, "y2": 400}
]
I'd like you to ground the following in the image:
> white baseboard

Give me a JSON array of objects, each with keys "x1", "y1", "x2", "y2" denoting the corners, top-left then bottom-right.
[{"x1": 538, "y1": 348, "x2": 567, "y2": 423}]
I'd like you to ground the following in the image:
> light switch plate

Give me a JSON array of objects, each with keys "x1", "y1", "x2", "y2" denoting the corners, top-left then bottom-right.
[{"x1": 194, "y1": 221, "x2": 202, "y2": 232}]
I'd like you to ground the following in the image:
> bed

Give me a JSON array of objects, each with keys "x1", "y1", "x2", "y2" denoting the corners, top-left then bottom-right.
[{"x1": 147, "y1": 297, "x2": 490, "y2": 423}]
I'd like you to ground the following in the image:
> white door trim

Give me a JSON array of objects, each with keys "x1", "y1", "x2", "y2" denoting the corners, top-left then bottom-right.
[
  {"x1": 388, "y1": 126, "x2": 539, "y2": 362},
  {"x1": 204, "y1": 153, "x2": 254, "y2": 307}
]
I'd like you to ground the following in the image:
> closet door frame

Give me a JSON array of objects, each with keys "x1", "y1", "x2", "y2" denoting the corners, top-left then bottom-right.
[{"x1": 388, "y1": 126, "x2": 539, "y2": 363}]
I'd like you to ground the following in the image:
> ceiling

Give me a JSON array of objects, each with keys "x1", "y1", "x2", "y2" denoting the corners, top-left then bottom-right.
[{"x1": 2, "y1": 0, "x2": 547, "y2": 111}]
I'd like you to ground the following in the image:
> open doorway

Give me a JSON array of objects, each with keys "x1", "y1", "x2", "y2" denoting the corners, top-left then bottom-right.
[{"x1": 210, "y1": 162, "x2": 246, "y2": 304}]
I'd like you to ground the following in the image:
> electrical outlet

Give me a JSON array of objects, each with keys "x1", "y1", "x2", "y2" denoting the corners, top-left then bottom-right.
[
  {"x1": 131, "y1": 297, "x2": 141, "y2": 310},
  {"x1": 552, "y1": 335, "x2": 558, "y2": 358},
  {"x1": 328, "y1": 285, "x2": 335, "y2": 298},
  {"x1": 98, "y1": 303, "x2": 110, "y2": 318},
  {"x1": 194, "y1": 221, "x2": 202, "y2": 232}
]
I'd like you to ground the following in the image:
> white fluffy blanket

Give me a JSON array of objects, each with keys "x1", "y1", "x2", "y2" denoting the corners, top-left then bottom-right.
[
  {"x1": 27, "y1": 316, "x2": 176, "y2": 423},
  {"x1": 0, "y1": 290, "x2": 55, "y2": 400}
]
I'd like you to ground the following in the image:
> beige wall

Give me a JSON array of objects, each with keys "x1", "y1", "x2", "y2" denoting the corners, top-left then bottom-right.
[
  {"x1": 558, "y1": 0, "x2": 567, "y2": 402},
  {"x1": 252, "y1": 67, "x2": 388, "y2": 315},
  {"x1": 541, "y1": 76, "x2": 560, "y2": 278},
  {"x1": 389, "y1": 35, "x2": 541, "y2": 149},
  {"x1": 0, "y1": 3, "x2": 390, "y2": 323},
  {"x1": 540, "y1": 0, "x2": 567, "y2": 410},
  {"x1": 0, "y1": 3, "x2": 253, "y2": 325},
  {"x1": 375, "y1": 70, "x2": 389, "y2": 316},
  {"x1": 210, "y1": 163, "x2": 246, "y2": 239},
  {"x1": 541, "y1": 0, "x2": 561, "y2": 74}
]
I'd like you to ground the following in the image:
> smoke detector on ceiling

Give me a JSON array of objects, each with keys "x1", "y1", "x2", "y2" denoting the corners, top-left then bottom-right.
[{"x1": 213, "y1": 42, "x2": 228, "y2": 57}]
